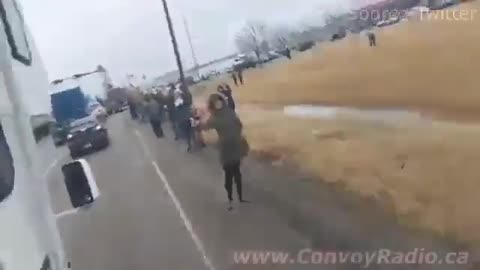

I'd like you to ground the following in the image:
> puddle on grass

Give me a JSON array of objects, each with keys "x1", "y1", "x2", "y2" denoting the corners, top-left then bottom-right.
[{"x1": 283, "y1": 105, "x2": 431, "y2": 124}]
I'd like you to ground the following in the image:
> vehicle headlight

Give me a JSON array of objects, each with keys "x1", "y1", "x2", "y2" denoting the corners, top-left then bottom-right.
[
  {"x1": 67, "y1": 134, "x2": 73, "y2": 139},
  {"x1": 95, "y1": 125, "x2": 102, "y2": 131}
]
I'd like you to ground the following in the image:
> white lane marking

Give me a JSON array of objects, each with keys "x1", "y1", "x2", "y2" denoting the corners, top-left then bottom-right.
[
  {"x1": 55, "y1": 208, "x2": 80, "y2": 219},
  {"x1": 134, "y1": 130, "x2": 216, "y2": 270},
  {"x1": 43, "y1": 159, "x2": 59, "y2": 178},
  {"x1": 135, "y1": 130, "x2": 151, "y2": 157},
  {"x1": 151, "y1": 162, "x2": 216, "y2": 270}
]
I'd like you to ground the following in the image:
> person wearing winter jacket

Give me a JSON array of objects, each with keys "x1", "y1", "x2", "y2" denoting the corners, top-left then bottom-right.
[
  {"x1": 202, "y1": 93, "x2": 249, "y2": 210},
  {"x1": 174, "y1": 89, "x2": 194, "y2": 151},
  {"x1": 145, "y1": 95, "x2": 164, "y2": 138}
]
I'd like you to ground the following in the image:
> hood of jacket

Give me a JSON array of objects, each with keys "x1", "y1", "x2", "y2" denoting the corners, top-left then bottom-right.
[{"x1": 208, "y1": 93, "x2": 229, "y2": 113}]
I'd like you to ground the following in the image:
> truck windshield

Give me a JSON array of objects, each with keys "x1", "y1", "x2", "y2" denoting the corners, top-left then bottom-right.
[{"x1": 0, "y1": 125, "x2": 14, "y2": 203}]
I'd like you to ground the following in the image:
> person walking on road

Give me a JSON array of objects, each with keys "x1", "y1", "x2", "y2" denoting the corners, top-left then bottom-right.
[
  {"x1": 231, "y1": 72, "x2": 238, "y2": 86},
  {"x1": 138, "y1": 95, "x2": 149, "y2": 123},
  {"x1": 285, "y1": 47, "x2": 291, "y2": 59},
  {"x1": 145, "y1": 95, "x2": 164, "y2": 138},
  {"x1": 202, "y1": 93, "x2": 249, "y2": 210}
]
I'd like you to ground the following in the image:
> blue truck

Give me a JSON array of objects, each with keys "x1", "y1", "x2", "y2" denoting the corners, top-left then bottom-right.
[
  {"x1": 51, "y1": 87, "x2": 88, "y2": 123},
  {"x1": 50, "y1": 87, "x2": 89, "y2": 146}
]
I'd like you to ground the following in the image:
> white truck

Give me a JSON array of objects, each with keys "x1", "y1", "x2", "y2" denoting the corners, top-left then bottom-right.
[{"x1": 0, "y1": 1, "x2": 99, "y2": 269}]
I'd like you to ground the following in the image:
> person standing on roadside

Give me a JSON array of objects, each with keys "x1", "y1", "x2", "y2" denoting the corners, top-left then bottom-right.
[
  {"x1": 167, "y1": 84, "x2": 180, "y2": 139},
  {"x1": 285, "y1": 47, "x2": 291, "y2": 59},
  {"x1": 145, "y1": 95, "x2": 164, "y2": 138},
  {"x1": 153, "y1": 90, "x2": 167, "y2": 122},
  {"x1": 367, "y1": 31, "x2": 376, "y2": 47},
  {"x1": 155, "y1": 90, "x2": 168, "y2": 128},
  {"x1": 231, "y1": 72, "x2": 238, "y2": 86},
  {"x1": 175, "y1": 88, "x2": 194, "y2": 152},
  {"x1": 201, "y1": 93, "x2": 249, "y2": 210},
  {"x1": 237, "y1": 68, "x2": 244, "y2": 85}
]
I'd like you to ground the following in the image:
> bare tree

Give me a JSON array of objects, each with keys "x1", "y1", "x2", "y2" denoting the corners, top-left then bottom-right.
[
  {"x1": 268, "y1": 24, "x2": 293, "y2": 50},
  {"x1": 260, "y1": 40, "x2": 271, "y2": 54},
  {"x1": 234, "y1": 21, "x2": 267, "y2": 61}
]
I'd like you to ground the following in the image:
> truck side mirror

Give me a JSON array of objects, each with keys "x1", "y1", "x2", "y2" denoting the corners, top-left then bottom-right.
[{"x1": 61, "y1": 159, "x2": 99, "y2": 208}]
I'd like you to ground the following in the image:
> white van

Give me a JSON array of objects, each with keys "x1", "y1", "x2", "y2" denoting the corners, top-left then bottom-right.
[{"x1": 0, "y1": 0, "x2": 65, "y2": 269}]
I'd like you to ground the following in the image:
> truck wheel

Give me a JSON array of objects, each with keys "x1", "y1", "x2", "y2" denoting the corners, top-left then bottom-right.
[
  {"x1": 69, "y1": 149, "x2": 79, "y2": 159},
  {"x1": 102, "y1": 137, "x2": 110, "y2": 148}
]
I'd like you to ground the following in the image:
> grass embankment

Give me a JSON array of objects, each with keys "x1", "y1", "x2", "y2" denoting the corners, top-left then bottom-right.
[{"x1": 193, "y1": 1, "x2": 480, "y2": 246}]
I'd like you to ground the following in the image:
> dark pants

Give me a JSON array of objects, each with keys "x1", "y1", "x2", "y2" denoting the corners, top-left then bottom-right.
[
  {"x1": 223, "y1": 161, "x2": 242, "y2": 201},
  {"x1": 168, "y1": 110, "x2": 180, "y2": 139},
  {"x1": 179, "y1": 119, "x2": 192, "y2": 150},
  {"x1": 369, "y1": 38, "x2": 376, "y2": 47},
  {"x1": 193, "y1": 128, "x2": 206, "y2": 149},
  {"x1": 226, "y1": 97, "x2": 236, "y2": 112},
  {"x1": 232, "y1": 77, "x2": 238, "y2": 86},
  {"x1": 150, "y1": 119, "x2": 164, "y2": 138},
  {"x1": 238, "y1": 74, "x2": 243, "y2": 85},
  {"x1": 129, "y1": 105, "x2": 138, "y2": 119},
  {"x1": 172, "y1": 121, "x2": 180, "y2": 139}
]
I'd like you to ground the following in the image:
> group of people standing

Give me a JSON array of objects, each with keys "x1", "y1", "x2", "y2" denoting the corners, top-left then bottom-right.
[
  {"x1": 127, "y1": 82, "x2": 248, "y2": 210},
  {"x1": 127, "y1": 84, "x2": 195, "y2": 151}
]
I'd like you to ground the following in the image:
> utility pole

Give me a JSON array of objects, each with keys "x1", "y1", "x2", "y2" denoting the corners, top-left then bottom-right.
[
  {"x1": 183, "y1": 16, "x2": 200, "y2": 79},
  {"x1": 161, "y1": 0, "x2": 189, "y2": 94}
]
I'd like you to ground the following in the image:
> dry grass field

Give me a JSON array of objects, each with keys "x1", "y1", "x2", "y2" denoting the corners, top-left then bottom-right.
[
  {"x1": 233, "y1": 4, "x2": 480, "y2": 119},
  {"x1": 193, "y1": 1, "x2": 480, "y2": 246}
]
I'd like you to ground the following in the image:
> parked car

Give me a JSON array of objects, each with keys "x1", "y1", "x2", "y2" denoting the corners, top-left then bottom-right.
[
  {"x1": 430, "y1": 0, "x2": 456, "y2": 10},
  {"x1": 267, "y1": 51, "x2": 282, "y2": 61},
  {"x1": 105, "y1": 87, "x2": 128, "y2": 115},
  {"x1": 297, "y1": 41, "x2": 315, "y2": 52},
  {"x1": 67, "y1": 120, "x2": 109, "y2": 158},
  {"x1": 233, "y1": 54, "x2": 257, "y2": 70},
  {"x1": 387, "y1": 16, "x2": 400, "y2": 25},
  {"x1": 377, "y1": 16, "x2": 400, "y2": 27},
  {"x1": 331, "y1": 34, "x2": 343, "y2": 41},
  {"x1": 257, "y1": 54, "x2": 270, "y2": 64},
  {"x1": 105, "y1": 100, "x2": 127, "y2": 115},
  {"x1": 376, "y1": 20, "x2": 387, "y2": 27},
  {"x1": 331, "y1": 29, "x2": 347, "y2": 42}
]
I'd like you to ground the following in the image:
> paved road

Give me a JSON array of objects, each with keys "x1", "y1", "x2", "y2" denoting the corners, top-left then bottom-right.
[{"x1": 40, "y1": 112, "x2": 474, "y2": 270}]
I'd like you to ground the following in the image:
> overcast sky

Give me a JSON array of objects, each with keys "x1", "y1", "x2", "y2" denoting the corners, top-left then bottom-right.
[{"x1": 18, "y1": 0, "x2": 355, "y2": 84}]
